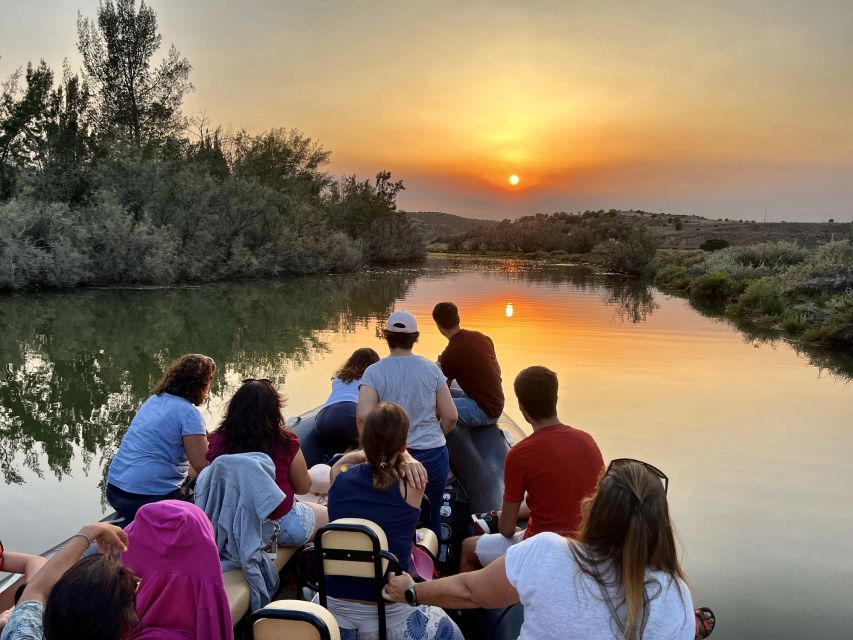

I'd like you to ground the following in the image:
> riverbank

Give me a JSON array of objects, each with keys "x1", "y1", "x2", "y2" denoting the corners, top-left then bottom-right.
[{"x1": 429, "y1": 241, "x2": 853, "y2": 357}]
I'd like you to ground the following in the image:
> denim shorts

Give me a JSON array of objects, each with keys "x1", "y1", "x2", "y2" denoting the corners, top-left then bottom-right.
[{"x1": 276, "y1": 501, "x2": 315, "y2": 546}]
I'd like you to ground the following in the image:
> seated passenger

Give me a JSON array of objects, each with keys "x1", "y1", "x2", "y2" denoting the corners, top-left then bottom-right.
[
  {"x1": 0, "y1": 522, "x2": 136, "y2": 640},
  {"x1": 207, "y1": 378, "x2": 328, "y2": 545},
  {"x1": 107, "y1": 353, "x2": 216, "y2": 522},
  {"x1": 460, "y1": 365, "x2": 603, "y2": 572},
  {"x1": 315, "y1": 348, "x2": 380, "y2": 452},
  {"x1": 122, "y1": 500, "x2": 233, "y2": 639},
  {"x1": 0, "y1": 543, "x2": 47, "y2": 630},
  {"x1": 385, "y1": 460, "x2": 696, "y2": 640},
  {"x1": 432, "y1": 302, "x2": 504, "y2": 428},
  {"x1": 327, "y1": 403, "x2": 463, "y2": 640}
]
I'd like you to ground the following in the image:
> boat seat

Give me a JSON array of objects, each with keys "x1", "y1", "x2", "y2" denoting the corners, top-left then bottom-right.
[
  {"x1": 223, "y1": 545, "x2": 300, "y2": 626},
  {"x1": 415, "y1": 527, "x2": 439, "y2": 559},
  {"x1": 248, "y1": 599, "x2": 340, "y2": 640}
]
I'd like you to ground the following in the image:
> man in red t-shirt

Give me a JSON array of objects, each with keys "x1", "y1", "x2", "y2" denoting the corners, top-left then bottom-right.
[{"x1": 459, "y1": 365, "x2": 604, "y2": 571}]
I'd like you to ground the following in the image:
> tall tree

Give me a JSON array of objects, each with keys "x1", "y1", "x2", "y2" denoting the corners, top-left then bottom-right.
[{"x1": 77, "y1": 0, "x2": 192, "y2": 148}]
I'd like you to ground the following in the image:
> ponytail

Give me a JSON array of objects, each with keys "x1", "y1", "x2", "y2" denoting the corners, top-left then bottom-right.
[{"x1": 361, "y1": 403, "x2": 410, "y2": 491}]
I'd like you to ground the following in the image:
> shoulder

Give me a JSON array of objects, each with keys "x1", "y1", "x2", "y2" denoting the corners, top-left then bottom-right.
[
  {"x1": 505, "y1": 533, "x2": 572, "y2": 584},
  {"x1": 1, "y1": 600, "x2": 45, "y2": 640}
]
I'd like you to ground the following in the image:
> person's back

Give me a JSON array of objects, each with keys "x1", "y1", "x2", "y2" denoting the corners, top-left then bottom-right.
[
  {"x1": 361, "y1": 354, "x2": 446, "y2": 450},
  {"x1": 506, "y1": 423, "x2": 602, "y2": 537},
  {"x1": 505, "y1": 532, "x2": 694, "y2": 640},
  {"x1": 326, "y1": 463, "x2": 419, "y2": 599}
]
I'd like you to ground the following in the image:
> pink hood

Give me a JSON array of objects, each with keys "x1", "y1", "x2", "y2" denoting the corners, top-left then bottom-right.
[{"x1": 123, "y1": 500, "x2": 233, "y2": 640}]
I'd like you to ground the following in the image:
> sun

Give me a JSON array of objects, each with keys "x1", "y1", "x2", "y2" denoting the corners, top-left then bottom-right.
[{"x1": 508, "y1": 174, "x2": 520, "y2": 186}]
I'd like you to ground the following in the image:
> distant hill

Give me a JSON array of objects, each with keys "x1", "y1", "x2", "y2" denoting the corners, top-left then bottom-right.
[{"x1": 405, "y1": 211, "x2": 497, "y2": 243}]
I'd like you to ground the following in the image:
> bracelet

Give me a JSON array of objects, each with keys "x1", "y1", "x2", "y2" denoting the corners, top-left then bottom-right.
[{"x1": 72, "y1": 532, "x2": 94, "y2": 546}]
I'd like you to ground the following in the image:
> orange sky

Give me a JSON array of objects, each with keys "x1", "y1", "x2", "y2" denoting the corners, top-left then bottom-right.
[{"x1": 2, "y1": 0, "x2": 852, "y2": 220}]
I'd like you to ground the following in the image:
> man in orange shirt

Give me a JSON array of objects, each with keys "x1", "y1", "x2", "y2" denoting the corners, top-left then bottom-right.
[{"x1": 459, "y1": 365, "x2": 604, "y2": 571}]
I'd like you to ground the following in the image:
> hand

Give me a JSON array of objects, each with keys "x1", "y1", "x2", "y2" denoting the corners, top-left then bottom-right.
[
  {"x1": 398, "y1": 452, "x2": 427, "y2": 491},
  {"x1": 0, "y1": 607, "x2": 12, "y2": 629},
  {"x1": 79, "y1": 523, "x2": 129, "y2": 555},
  {"x1": 382, "y1": 571, "x2": 415, "y2": 602}
]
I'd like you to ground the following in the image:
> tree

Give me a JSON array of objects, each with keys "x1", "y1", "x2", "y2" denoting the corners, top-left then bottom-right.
[
  {"x1": 232, "y1": 127, "x2": 330, "y2": 195},
  {"x1": 77, "y1": 0, "x2": 192, "y2": 148}
]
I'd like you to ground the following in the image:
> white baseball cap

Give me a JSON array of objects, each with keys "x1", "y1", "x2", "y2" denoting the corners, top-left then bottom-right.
[{"x1": 385, "y1": 310, "x2": 419, "y2": 333}]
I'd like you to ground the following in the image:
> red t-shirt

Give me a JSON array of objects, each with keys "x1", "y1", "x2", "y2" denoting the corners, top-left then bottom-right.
[
  {"x1": 206, "y1": 431, "x2": 301, "y2": 519},
  {"x1": 503, "y1": 423, "x2": 603, "y2": 538}
]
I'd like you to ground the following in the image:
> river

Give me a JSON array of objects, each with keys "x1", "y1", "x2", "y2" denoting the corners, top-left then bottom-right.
[{"x1": 1, "y1": 255, "x2": 851, "y2": 638}]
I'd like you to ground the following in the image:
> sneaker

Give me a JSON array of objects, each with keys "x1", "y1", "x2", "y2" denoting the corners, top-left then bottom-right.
[{"x1": 471, "y1": 511, "x2": 500, "y2": 535}]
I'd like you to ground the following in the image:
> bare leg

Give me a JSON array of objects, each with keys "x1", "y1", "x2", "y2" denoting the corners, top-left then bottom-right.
[
  {"x1": 305, "y1": 502, "x2": 328, "y2": 541},
  {"x1": 459, "y1": 535, "x2": 482, "y2": 573}
]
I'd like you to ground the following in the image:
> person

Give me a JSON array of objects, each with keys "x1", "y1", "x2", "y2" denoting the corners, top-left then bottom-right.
[
  {"x1": 358, "y1": 311, "x2": 457, "y2": 537},
  {"x1": 385, "y1": 459, "x2": 696, "y2": 640},
  {"x1": 460, "y1": 365, "x2": 603, "y2": 572},
  {"x1": 207, "y1": 378, "x2": 328, "y2": 545},
  {"x1": 122, "y1": 501, "x2": 233, "y2": 639},
  {"x1": 107, "y1": 353, "x2": 216, "y2": 522},
  {"x1": 432, "y1": 302, "x2": 504, "y2": 427},
  {"x1": 315, "y1": 348, "x2": 380, "y2": 451},
  {"x1": 326, "y1": 403, "x2": 463, "y2": 640},
  {"x1": 0, "y1": 544, "x2": 46, "y2": 630},
  {"x1": 0, "y1": 522, "x2": 136, "y2": 640}
]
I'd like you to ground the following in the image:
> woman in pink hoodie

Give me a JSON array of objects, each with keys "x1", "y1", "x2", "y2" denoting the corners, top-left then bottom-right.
[{"x1": 122, "y1": 500, "x2": 232, "y2": 640}]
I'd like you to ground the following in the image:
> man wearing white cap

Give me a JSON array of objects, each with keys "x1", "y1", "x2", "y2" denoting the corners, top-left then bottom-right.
[{"x1": 357, "y1": 310, "x2": 458, "y2": 537}]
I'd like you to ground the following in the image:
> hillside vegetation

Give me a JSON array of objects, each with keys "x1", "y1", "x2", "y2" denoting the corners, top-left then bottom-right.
[{"x1": 0, "y1": 0, "x2": 423, "y2": 291}]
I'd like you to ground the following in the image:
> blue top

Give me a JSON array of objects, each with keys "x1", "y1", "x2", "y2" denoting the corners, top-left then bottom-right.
[
  {"x1": 326, "y1": 463, "x2": 420, "y2": 600},
  {"x1": 108, "y1": 393, "x2": 207, "y2": 495},
  {"x1": 322, "y1": 376, "x2": 360, "y2": 407}
]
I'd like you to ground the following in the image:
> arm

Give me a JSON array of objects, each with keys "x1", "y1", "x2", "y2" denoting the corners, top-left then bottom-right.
[
  {"x1": 498, "y1": 500, "x2": 523, "y2": 538},
  {"x1": 329, "y1": 449, "x2": 367, "y2": 485},
  {"x1": 183, "y1": 434, "x2": 210, "y2": 474},
  {"x1": 288, "y1": 450, "x2": 312, "y2": 495},
  {"x1": 1, "y1": 552, "x2": 47, "y2": 582},
  {"x1": 436, "y1": 384, "x2": 457, "y2": 434},
  {"x1": 383, "y1": 556, "x2": 519, "y2": 609},
  {"x1": 356, "y1": 385, "x2": 379, "y2": 436},
  {"x1": 397, "y1": 450, "x2": 427, "y2": 491},
  {"x1": 19, "y1": 523, "x2": 128, "y2": 605}
]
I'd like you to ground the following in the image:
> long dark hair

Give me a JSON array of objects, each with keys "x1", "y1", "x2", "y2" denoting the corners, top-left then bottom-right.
[
  {"x1": 43, "y1": 555, "x2": 138, "y2": 640},
  {"x1": 571, "y1": 461, "x2": 685, "y2": 640},
  {"x1": 336, "y1": 347, "x2": 380, "y2": 384},
  {"x1": 213, "y1": 379, "x2": 297, "y2": 454},
  {"x1": 361, "y1": 402, "x2": 409, "y2": 491},
  {"x1": 152, "y1": 353, "x2": 216, "y2": 406}
]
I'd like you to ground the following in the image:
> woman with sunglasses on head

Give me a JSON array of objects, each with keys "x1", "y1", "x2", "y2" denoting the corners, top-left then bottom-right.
[
  {"x1": 107, "y1": 353, "x2": 217, "y2": 522},
  {"x1": 385, "y1": 459, "x2": 699, "y2": 640},
  {"x1": 206, "y1": 378, "x2": 328, "y2": 545}
]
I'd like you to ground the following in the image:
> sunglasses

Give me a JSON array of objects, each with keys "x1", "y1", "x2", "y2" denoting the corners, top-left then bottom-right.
[
  {"x1": 606, "y1": 458, "x2": 669, "y2": 494},
  {"x1": 242, "y1": 378, "x2": 273, "y2": 385}
]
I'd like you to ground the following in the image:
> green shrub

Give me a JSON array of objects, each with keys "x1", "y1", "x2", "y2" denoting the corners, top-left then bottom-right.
[
  {"x1": 602, "y1": 225, "x2": 660, "y2": 275},
  {"x1": 730, "y1": 280, "x2": 786, "y2": 319},
  {"x1": 653, "y1": 265, "x2": 691, "y2": 290},
  {"x1": 700, "y1": 238, "x2": 730, "y2": 251},
  {"x1": 689, "y1": 272, "x2": 743, "y2": 303},
  {"x1": 805, "y1": 298, "x2": 853, "y2": 346}
]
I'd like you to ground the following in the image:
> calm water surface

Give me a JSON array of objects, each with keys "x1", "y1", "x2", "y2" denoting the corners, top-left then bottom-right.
[{"x1": 1, "y1": 256, "x2": 852, "y2": 638}]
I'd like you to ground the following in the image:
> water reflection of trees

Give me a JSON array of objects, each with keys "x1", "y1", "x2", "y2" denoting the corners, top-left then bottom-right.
[{"x1": 0, "y1": 270, "x2": 416, "y2": 484}]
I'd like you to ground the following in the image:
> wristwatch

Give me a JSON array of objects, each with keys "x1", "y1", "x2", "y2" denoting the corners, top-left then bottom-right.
[{"x1": 404, "y1": 583, "x2": 418, "y2": 607}]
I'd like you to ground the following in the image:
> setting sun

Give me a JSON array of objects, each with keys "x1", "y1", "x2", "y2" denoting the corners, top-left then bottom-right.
[{"x1": 508, "y1": 174, "x2": 520, "y2": 186}]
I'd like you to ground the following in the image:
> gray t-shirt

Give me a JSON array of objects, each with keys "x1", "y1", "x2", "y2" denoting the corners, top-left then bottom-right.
[
  {"x1": 505, "y1": 533, "x2": 694, "y2": 640},
  {"x1": 1, "y1": 600, "x2": 44, "y2": 640},
  {"x1": 360, "y1": 354, "x2": 447, "y2": 450}
]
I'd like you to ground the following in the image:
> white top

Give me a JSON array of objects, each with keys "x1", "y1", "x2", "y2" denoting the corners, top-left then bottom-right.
[
  {"x1": 323, "y1": 377, "x2": 360, "y2": 406},
  {"x1": 504, "y1": 532, "x2": 694, "y2": 640},
  {"x1": 359, "y1": 354, "x2": 447, "y2": 450}
]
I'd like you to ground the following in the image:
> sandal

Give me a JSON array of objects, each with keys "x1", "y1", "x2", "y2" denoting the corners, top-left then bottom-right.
[{"x1": 695, "y1": 607, "x2": 715, "y2": 639}]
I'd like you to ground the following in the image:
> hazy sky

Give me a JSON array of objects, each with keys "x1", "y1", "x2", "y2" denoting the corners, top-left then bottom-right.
[{"x1": 2, "y1": 0, "x2": 852, "y2": 221}]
